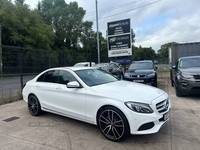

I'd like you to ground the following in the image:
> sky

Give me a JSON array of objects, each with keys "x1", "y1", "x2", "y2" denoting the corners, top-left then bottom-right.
[{"x1": 25, "y1": 0, "x2": 200, "y2": 52}]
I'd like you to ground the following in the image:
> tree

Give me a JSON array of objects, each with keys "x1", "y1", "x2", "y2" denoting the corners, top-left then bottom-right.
[
  {"x1": 0, "y1": 0, "x2": 55, "y2": 72},
  {"x1": 38, "y1": 0, "x2": 93, "y2": 65},
  {"x1": 132, "y1": 46, "x2": 156, "y2": 61},
  {"x1": 131, "y1": 29, "x2": 135, "y2": 44},
  {"x1": 157, "y1": 42, "x2": 177, "y2": 59},
  {"x1": 15, "y1": 0, "x2": 25, "y2": 5},
  {"x1": 0, "y1": 1, "x2": 54, "y2": 49}
]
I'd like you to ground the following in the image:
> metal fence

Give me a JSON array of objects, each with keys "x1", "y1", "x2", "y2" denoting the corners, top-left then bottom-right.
[
  {"x1": 0, "y1": 45, "x2": 61, "y2": 104},
  {"x1": 0, "y1": 45, "x2": 171, "y2": 104}
]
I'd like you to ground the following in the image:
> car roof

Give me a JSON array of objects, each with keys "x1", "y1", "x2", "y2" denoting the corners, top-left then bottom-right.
[
  {"x1": 132, "y1": 60, "x2": 153, "y2": 63},
  {"x1": 179, "y1": 55, "x2": 200, "y2": 60},
  {"x1": 47, "y1": 66, "x2": 96, "y2": 72}
]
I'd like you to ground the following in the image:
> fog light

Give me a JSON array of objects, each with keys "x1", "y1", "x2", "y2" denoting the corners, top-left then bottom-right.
[{"x1": 181, "y1": 82, "x2": 188, "y2": 87}]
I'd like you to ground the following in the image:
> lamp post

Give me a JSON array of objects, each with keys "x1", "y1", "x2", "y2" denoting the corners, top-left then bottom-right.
[
  {"x1": 95, "y1": 0, "x2": 100, "y2": 63},
  {"x1": 0, "y1": 25, "x2": 2, "y2": 75},
  {"x1": 88, "y1": 28, "x2": 92, "y2": 67}
]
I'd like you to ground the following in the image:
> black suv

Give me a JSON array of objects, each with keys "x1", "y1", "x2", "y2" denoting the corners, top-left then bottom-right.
[
  {"x1": 170, "y1": 56, "x2": 200, "y2": 97},
  {"x1": 124, "y1": 60, "x2": 157, "y2": 87},
  {"x1": 94, "y1": 62, "x2": 124, "y2": 79}
]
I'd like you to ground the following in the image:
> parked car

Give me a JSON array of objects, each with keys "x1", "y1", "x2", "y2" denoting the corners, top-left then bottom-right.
[
  {"x1": 124, "y1": 60, "x2": 157, "y2": 87},
  {"x1": 94, "y1": 62, "x2": 124, "y2": 79},
  {"x1": 170, "y1": 56, "x2": 200, "y2": 97},
  {"x1": 22, "y1": 67, "x2": 171, "y2": 141},
  {"x1": 74, "y1": 62, "x2": 95, "y2": 67}
]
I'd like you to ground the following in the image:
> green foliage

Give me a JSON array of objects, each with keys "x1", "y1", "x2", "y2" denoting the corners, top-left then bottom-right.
[
  {"x1": 0, "y1": 1, "x2": 54, "y2": 49},
  {"x1": 132, "y1": 46, "x2": 156, "y2": 61},
  {"x1": 157, "y1": 42, "x2": 177, "y2": 59},
  {"x1": 0, "y1": 0, "x2": 174, "y2": 69},
  {"x1": 38, "y1": 0, "x2": 95, "y2": 65},
  {"x1": 131, "y1": 29, "x2": 135, "y2": 44}
]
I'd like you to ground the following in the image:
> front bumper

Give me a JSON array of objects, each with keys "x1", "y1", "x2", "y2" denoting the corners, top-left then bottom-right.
[
  {"x1": 177, "y1": 78, "x2": 200, "y2": 94},
  {"x1": 124, "y1": 76, "x2": 157, "y2": 85},
  {"x1": 124, "y1": 93, "x2": 171, "y2": 135}
]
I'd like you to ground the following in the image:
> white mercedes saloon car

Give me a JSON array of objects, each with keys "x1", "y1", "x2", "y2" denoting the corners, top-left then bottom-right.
[{"x1": 22, "y1": 67, "x2": 171, "y2": 141}]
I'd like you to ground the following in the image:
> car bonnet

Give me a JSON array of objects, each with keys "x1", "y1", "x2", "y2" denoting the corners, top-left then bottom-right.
[{"x1": 90, "y1": 81, "x2": 165, "y2": 104}]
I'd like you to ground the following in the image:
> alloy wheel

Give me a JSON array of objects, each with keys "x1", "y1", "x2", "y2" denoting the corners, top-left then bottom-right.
[
  {"x1": 98, "y1": 108, "x2": 127, "y2": 141},
  {"x1": 28, "y1": 95, "x2": 42, "y2": 116}
]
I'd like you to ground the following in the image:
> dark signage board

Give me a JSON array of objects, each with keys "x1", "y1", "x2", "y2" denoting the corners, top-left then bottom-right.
[
  {"x1": 108, "y1": 34, "x2": 131, "y2": 50},
  {"x1": 107, "y1": 19, "x2": 130, "y2": 36},
  {"x1": 110, "y1": 56, "x2": 132, "y2": 65},
  {"x1": 107, "y1": 18, "x2": 132, "y2": 58}
]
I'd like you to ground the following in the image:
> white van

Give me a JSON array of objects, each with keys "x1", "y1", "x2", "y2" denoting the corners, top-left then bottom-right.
[{"x1": 74, "y1": 62, "x2": 95, "y2": 67}]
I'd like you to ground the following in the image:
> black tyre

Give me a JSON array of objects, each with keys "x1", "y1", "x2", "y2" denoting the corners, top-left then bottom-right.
[
  {"x1": 171, "y1": 79, "x2": 174, "y2": 87},
  {"x1": 97, "y1": 106, "x2": 130, "y2": 141},
  {"x1": 153, "y1": 81, "x2": 157, "y2": 87},
  {"x1": 28, "y1": 95, "x2": 42, "y2": 116},
  {"x1": 121, "y1": 73, "x2": 124, "y2": 80},
  {"x1": 175, "y1": 87, "x2": 183, "y2": 97}
]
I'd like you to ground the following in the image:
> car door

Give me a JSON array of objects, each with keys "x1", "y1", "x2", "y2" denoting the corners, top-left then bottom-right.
[
  {"x1": 53, "y1": 70, "x2": 86, "y2": 121},
  {"x1": 35, "y1": 70, "x2": 59, "y2": 110},
  {"x1": 110, "y1": 63, "x2": 121, "y2": 76}
]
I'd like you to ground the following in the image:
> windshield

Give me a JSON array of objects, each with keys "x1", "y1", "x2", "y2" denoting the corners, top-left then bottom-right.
[
  {"x1": 129, "y1": 62, "x2": 153, "y2": 70},
  {"x1": 75, "y1": 69, "x2": 118, "y2": 86},
  {"x1": 179, "y1": 57, "x2": 200, "y2": 68}
]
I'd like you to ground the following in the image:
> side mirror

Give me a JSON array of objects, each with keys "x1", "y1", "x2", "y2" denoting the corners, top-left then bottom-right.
[
  {"x1": 155, "y1": 66, "x2": 158, "y2": 70},
  {"x1": 67, "y1": 81, "x2": 81, "y2": 88},
  {"x1": 172, "y1": 65, "x2": 176, "y2": 69}
]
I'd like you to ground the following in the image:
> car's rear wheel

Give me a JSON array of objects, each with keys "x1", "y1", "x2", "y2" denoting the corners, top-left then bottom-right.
[
  {"x1": 97, "y1": 106, "x2": 129, "y2": 141},
  {"x1": 28, "y1": 95, "x2": 42, "y2": 116}
]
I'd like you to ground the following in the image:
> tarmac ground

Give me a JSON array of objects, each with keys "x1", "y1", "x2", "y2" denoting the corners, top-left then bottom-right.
[{"x1": 0, "y1": 79, "x2": 200, "y2": 150}]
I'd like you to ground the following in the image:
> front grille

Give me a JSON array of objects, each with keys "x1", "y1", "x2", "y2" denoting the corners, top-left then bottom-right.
[
  {"x1": 193, "y1": 75, "x2": 200, "y2": 79},
  {"x1": 191, "y1": 87, "x2": 200, "y2": 91},
  {"x1": 131, "y1": 75, "x2": 145, "y2": 78},
  {"x1": 156, "y1": 99, "x2": 169, "y2": 113}
]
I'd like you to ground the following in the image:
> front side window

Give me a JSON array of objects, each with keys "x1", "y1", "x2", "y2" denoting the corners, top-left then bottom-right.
[
  {"x1": 75, "y1": 69, "x2": 118, "y2": 86},
  {"x1": 58, "y1": 70, "x2": 77, "y2": 85}
]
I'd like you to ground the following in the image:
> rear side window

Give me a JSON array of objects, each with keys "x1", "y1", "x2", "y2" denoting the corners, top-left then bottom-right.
[{"x1": 37, "y1": 70, "x2": 58, "y2": 83}]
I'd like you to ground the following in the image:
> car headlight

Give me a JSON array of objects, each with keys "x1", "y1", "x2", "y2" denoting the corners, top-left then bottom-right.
[
  {"x1": 181, "y1": 73, "x2": 193, "y2": 79},
  {"x1": 125, "y1": 102, "x2": 153, "y2": 113},
  {"x1": 124, "y1": 74, "x2": 130, "y2": 78},
  {"x1": 147, "y1": 73, "x2": 155, "y2": 77}
]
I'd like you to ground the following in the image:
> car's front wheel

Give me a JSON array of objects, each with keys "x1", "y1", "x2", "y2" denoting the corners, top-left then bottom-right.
[
  {"x1": 28, "y1": 95, "x2": 42, "y2": 116},
  {"x1": 175, "y1": 86, "x2": 183, "y2": 97},
  {"x1": 97, "y1": 106, "x2": 130, "y2": 141}
]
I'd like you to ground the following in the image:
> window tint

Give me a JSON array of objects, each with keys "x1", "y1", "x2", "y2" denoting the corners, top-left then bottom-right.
[
  {"x1": 37, "y1": 73, "x2": 45, "y2": 82},
  {"x1": 43, "y1": 70, "x2": 58, "y2": 83},
  {"x1": 75, "y1": 69, "x2": 117, "y2": 86},
  {"x1": 129, "y1": 62, "x2": 153, "y2": 70},
  {"x1": 111, "y1": 63, "x2": 119, "y2": 69},
  {"x1": 58, "y1": 70, "x2": 77, "y2": 85}
]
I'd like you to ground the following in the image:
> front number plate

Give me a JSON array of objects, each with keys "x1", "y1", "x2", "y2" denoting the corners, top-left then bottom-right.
[
  {"x1": 164, "y1": 109, "x2": 171, "y2": 121},
  {"x1": 133, "y1": 80, "x2": 144, "y2": 83}
]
